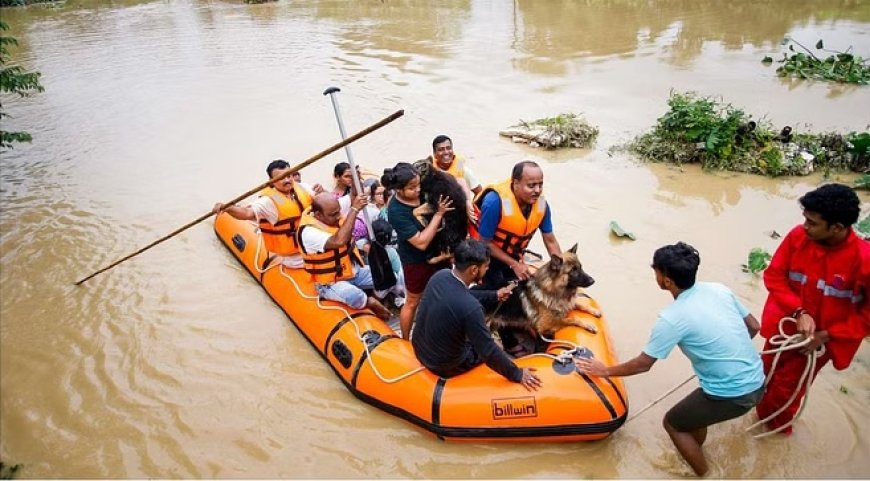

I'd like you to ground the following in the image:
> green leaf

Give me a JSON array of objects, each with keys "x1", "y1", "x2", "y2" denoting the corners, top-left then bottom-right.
[
  {"x1": 856, "y1": 215, "x2": 870, "y2": 239},
  {"x1": 762, "y1": 56, "x2": 773, "y2": 64},
  {"x1": 742, "y1": 248, "x2": 771, "y2": 274},
  {"x1": 839, "y1": 385, "x2": 849, "y2": 394},
  {"x1": 609, "y1": 221, "x2": 636, "y2": 240}
]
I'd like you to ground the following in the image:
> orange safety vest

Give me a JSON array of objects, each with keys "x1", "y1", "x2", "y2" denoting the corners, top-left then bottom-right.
[
  {"x1": 430, "y1": 153, "x2": 466, "y2": 181},
  {"x1": 296, "y1": 209, "x2": 364, "y2": 284},
  {"x1": 475, "y1": 179, "x2": 547, "y2": 260},
  {"x1": 257, "y1": 186, "x2": 312, "y2": 256}
]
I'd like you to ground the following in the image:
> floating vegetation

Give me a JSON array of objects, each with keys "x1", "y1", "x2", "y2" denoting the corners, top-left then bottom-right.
[
  {"x1": 0, "y1": 462, "x2": 21, "y2": 480},
  {"x1": 856, "y1": 216, "x2": 870, "y2": 240},
  {"x1": 742, "y1": 248, "x2": 772, "y2": 275},
  {"x1": 763, "y1": 38, "x2": 870, "y2": 85},
  {"x1": 609, "y1": 221, "x2": 636, "y2": 240},
  {"x1": 499, "y1": 113, "x2": 599, "y2": 149},
  {"x1": 626, "y1": 92, "x2": 870, "y2": 177}
]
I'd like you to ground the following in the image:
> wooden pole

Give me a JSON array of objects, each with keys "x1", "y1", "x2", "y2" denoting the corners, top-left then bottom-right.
[{"x1": 75, "y1": 109, "x2": 405, "y2": 286}]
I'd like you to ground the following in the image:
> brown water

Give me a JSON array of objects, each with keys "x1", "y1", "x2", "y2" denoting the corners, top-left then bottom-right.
[{"x1": 2, "y1": 0, "x2": 869, "y2": 477}]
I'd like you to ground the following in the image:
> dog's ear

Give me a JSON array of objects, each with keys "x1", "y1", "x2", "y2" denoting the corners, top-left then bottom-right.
[
  {"x1": 549, "y1": 254, "x2": 564, "y2": 271},
  {"x1": 567, "y1": 243, "x2": 578, "y2": 254}
]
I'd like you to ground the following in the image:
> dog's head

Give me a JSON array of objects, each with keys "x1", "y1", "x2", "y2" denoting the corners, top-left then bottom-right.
[{"x1": 539, "y1": 243, "x2": 594, "y2": 290}]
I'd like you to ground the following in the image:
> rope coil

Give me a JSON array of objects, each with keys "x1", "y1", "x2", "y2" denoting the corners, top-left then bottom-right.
[
  {"x1": 747, "y1": 316, "x2": 821, "y2": 438},
  {"x1": 251, "y1": 228, "x2": 424, "y2": 384}
]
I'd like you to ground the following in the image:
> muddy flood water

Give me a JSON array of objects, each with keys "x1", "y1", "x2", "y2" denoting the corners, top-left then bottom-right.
[{"x1": 1, "y1": 0, "x2": 869, "y2": 477}]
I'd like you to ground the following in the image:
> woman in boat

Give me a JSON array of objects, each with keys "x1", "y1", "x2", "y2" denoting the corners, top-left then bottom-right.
[
  {"x1": 331, "y1": 162, "x2": 354, "y2": 199},
  {"x1": 382, "y1": 162, "x2": 453, "y2": 340}
]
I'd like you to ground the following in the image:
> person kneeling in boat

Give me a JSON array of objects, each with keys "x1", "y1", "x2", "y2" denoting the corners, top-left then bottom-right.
[
  {"x1": 212, "y1": 160, "x2": 323, "y2": 269},
  {"x1": 575, "y1": 242, "x2": 764, "y2": 476},
  {"x1": 296, "y1": 193, "x2": 393, "y2": 320},
  {"x1": 412, "y1": 238, "x2": 542, "y2": 391}
]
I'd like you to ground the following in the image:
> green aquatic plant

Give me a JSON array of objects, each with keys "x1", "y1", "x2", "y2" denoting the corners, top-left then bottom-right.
[
  {"x1": 764, "y1": 38, "x2": 870, "y2": 85},
  {"x1": 626, "y1": 91, "x2": 869, "y2": 177},
  {"x1": 855, "y1": 215, "x2": 870, "y2": 240},
  {"x1": 1, "y1": 21, "x2": 45, "y2": 149},
  {"x1": 499, "y1": 113, "x2": 599, "y2": 149},
  {"x1": 609, "y1": 221, "x2": 636, "y2": 240},
  {"x1": 742, "y1": 248, "x2": 772, "y2": 275},
  {"x1": 0, "y1": 462, "x2": 21, "y2": 480}
]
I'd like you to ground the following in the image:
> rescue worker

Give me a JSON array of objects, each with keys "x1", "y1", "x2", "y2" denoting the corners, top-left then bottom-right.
[
  {"x1": 474, "y1": 160, "x2": 563, "y2": 289},
  {"x1": 756, "y1": 183, "x2": 870, "y2": 435},
  {"x1": 430, "y1": 135, "x2": 481, "y2": 222},
  {"x1": 576, "y1": 242, "x2": 764, "y2": 477},
  {"x1": 297, "y1": 192, "x2": 393, "y2": 320},
  {"x1": 213, "y1": 159, "x2": 320, "y2": 268}
]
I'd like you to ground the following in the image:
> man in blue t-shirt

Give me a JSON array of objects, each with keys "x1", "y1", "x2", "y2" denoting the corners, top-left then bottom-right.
[{"x1": 575, "y1": 242, "x2": 764, "y2": 476}]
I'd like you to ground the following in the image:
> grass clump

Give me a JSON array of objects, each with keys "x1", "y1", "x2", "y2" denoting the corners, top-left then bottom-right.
[
  {"x1": 626, "y1": 91, "x2": 869, "y2": 177},
  {"x1": 763, "y1": 38, "x2": 870, "y2": 85},
  {"x1": 499, "y1": 113, "x2": 599, "y2": 149}
]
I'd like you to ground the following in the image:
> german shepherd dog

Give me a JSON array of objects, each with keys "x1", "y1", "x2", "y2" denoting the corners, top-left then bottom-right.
[
  {"x1": 489, "y1": 244, "x2": 601, "y2": 343},
  {"x1": 410, "y1": 158, "x2": 469, "y2": 264}
]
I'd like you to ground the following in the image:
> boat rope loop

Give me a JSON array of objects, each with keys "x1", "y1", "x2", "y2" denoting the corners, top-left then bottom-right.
[
  {"x1": 746, "y1": 316, "x2": 821, "y2": 438},
  {"x1": 253, "y1": 230, "x2": 425, "y2": 384}
]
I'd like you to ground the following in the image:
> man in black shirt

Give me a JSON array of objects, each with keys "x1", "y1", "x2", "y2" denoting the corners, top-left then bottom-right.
[{"x1": 412, "y1": 239, "x2": 542, "y2": 390}]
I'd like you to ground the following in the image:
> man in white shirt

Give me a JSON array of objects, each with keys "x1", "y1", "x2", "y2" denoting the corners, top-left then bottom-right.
[{"x1": 297, "y1": 193, "x2": 393, "y2": 320}]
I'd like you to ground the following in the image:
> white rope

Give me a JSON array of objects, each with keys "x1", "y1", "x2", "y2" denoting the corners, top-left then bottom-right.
[
  {"x1": 272, "y1": 255, "x2": 424, "y2": 384},
  {"x1": 747, "y1": 316, "x2": 821, "y2": 438},
  {"x1": 246, "y1": 225, "x2": 423, "y2": 383}
]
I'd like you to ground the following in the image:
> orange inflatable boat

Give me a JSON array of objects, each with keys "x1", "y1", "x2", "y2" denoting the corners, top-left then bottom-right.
[{"x1": 214, "y1": 212, "x2": 628, "y2": 442}]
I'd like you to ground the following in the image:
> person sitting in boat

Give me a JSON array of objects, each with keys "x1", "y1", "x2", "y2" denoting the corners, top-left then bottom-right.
[
  {"x1": 474, "y1": 160, "x2": 563, "y2": 353},
  {"x1": 331, "y1": 162, "x2": 354, "y2": 199},
  {"x1": 296, "y1": 192, "x2": 393, "y2": 320},
  {"x1": 212, "y1": 159, "x2": 323, "y2": 269},
  {"x1": 412, "y1": 238, "x2": 542, "y2": 391},
  {"x1": 430, "y1": 134, "x2": 480, "y2": 222}
]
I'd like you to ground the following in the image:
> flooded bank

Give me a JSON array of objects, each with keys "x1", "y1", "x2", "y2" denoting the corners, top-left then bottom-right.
[{"x1": 1, "y1": 0, "x2": 868, "y2": 477}]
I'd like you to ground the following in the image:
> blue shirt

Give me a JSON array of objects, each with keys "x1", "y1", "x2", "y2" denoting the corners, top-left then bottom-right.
[
  {"x1": 477, "y1": 191, "x2": 553, "y2": 241},
  {"x1": 643, "y1": 282, "x2": 764, "y2": 398}
]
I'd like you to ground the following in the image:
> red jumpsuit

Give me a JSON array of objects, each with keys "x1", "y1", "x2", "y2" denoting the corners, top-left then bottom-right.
[{"x1": 756, "y1": 225, "x2": 870, "y2": 433}]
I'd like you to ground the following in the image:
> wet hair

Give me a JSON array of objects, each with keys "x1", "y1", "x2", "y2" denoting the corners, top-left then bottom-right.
[
  {"x1": 652, "y1": 242, "x2": 700, "y2": 289},
  {"x1": 454, "y1": 238, "x2": 490, "y2": 271},
  {"x1": 511, "y1": 160, "x2": 540, "y2": 181},
  {"x1": 799, "y1": 183, "x2": 860, "y2": 227},
  {"x1": 380, "y1": 162, "x2": 418, "y2": 190},
  {"x1": 333, "y1": 162, "x2": 351, "y2": 178},
  {"x1": 432, "y1": 135, "x2": 452, "y2": 151},
  {"x1": 266, "y1": 159, "x2": 291, "y2": 178}
]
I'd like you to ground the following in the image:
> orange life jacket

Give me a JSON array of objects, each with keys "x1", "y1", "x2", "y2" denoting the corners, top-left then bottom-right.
[
  {"x1": 475, "y1": 179, "x2": 547, "y2": 260},
  {"x1": 430, "y1": 153, "x2": 466, "y2": 181},
  {"x1": 296, "y1": 209, "x2": 364, "y2": 284},
  {"x1": 257, "y1": 186, "x2": 312, "y2": 256}
]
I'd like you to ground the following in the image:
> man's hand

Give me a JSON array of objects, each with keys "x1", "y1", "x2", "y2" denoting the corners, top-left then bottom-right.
[
  {"x1": 434, "y1": 195, "x2": 455, "y2": 217},
  {"x1": 801, "y1": 330, "x2": 829, "y2": 355},
  {"x1": 312, "y1": 183, "x2": 325, "y2": 194},
  {"x1": 519, "y1": 367, "x2": 542, "y2": 391},
  {"x1": 574, "y1": 357, "x2": 609, "y2": 377},
  {"x1": 466, "y1": 200, "x2": 478, "y2": 224},
  {"x1": 212, "y1": 203, "x2": 226, "y2": 215},
  {"x1": 796, "y1": 312, "x2": 816, "y2": 338},
  {"x1": 496, "y1": 281, "x2": 517, "y2": 302},
  {"x1": 511, "y1": 261, "x2": 531, "y2": 281},
  {"x1": 351, "y1": 193, "x2": 368, "y2": 212}
]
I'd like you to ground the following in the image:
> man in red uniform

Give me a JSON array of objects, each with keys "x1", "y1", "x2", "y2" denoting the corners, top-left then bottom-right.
[{"x1": 756, "y1": 183, "x2": 870, "y2": 434}]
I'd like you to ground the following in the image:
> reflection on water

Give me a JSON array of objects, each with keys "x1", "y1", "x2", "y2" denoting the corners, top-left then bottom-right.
[
  {"x1": 512, "y1": 0, "x2": 870, "y2": 73},
  {"x1": 1, "y1": 0, "x2": 869, "y2": 478}
]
